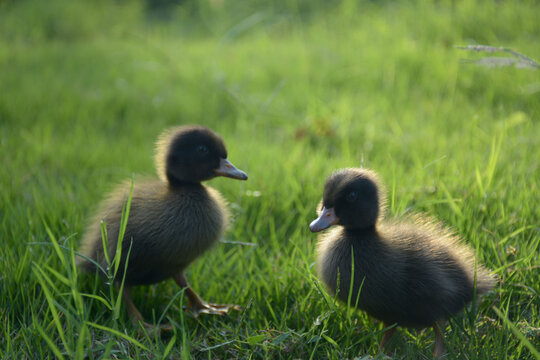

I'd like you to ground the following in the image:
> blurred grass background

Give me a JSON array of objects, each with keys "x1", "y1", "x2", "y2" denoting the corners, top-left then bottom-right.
[{"x1": 0, "y1": 0, "x2": 539, "y2": 358}]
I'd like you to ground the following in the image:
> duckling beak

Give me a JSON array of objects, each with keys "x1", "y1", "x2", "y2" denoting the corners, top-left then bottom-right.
[
  {"x1": 215, "y1": 158, "x2": 248, "y2": 180},
  {"x1": 309, "y1": 207, "x2": 338, "y2": 232}
]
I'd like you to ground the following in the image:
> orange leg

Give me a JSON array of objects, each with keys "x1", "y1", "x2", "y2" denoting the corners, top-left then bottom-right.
[
  {"x1": 121, "y1": 285, "x2": 144, "y2": 323},
  {"x1": 119, "y1": 284, "x2": 172, "y2": 332},
  {"x1": 379, "y1": 323, "x2": 398, "y2": 352},
  {"x1": 173, "y1": 273, "x2": 242, "y2": 317},
  {"x1": 433, "y1": 321, "x2": 446, "y2": 358}
]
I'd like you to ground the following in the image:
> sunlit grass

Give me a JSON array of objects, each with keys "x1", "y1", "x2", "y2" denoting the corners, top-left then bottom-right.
[{"x1": 1, "y1": 0, "x2": 539, "y2": 358}]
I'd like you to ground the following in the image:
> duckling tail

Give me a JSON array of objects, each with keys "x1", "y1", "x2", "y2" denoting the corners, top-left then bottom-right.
[{"x1": 475, "y1": 268, "x2": 497, "y2": 295}]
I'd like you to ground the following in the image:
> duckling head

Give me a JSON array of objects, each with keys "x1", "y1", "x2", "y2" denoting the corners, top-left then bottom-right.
[
  {"x1": 310, "y1": 168, "x2": 385, "y2": 232},
  {"x1": 155, "y1": 125, "x2": 248, "y2": 185}
]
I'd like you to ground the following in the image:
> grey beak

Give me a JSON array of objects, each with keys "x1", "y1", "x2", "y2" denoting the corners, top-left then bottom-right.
[
  {"x1": 309, "y1": 207, "x2": 338, "y2": 232},
  {"x1": 214, "y1": 158, "x2": 248, "y2": 180}
]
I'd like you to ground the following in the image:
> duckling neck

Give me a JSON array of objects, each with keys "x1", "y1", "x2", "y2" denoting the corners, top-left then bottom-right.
[
  {"x1": 166, "y1": 175, "x2": 203, "y2": 189},
  {"x1": 344, "y1": 224, "x2": 377, "y2": 236}
]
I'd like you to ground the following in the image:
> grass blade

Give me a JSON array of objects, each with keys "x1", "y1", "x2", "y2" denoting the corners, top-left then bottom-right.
[
  {"x1": 114, "y1": 179, "x2": 134, "y2": 278},
  {"x1": 43, "y1": 221, "x2": 67, "y2": 268},
  {"x1": 439, "y1": 182, "x2": 463, "y2": 218},
  {"x1": 85, "y1": 321, "x2": 150, "y2": 351},
  {"x1": 485, "y1": 133, "x2": 504, "y2": 192},
  {"x1": 75, "y1": 324, "x2": 89, "y2": 360},
  {"x1": 162, "y1": 333, "x2": 177, "y2": 359},
  {"x1": 33, "y1": 264, "x2": 72, "y2": 356},
  {"x1": 492, "y1": 307, "x2": 540, "y2": 359},
  {"x1": 35, "y1": 321, "x2": 66, "y2": 360}
]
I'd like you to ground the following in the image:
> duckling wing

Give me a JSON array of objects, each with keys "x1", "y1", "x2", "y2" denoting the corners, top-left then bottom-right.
[
  {"x1": 375, "y1": 222, "x2": 487, "y2": 327},
  {"x1": 317, "y1": 229, "x2": 410, "y2": 323}
]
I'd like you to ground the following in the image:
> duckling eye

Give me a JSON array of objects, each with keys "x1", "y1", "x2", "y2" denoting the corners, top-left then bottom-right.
[
  {"x1": 197, "y1": 145, "x2": 209, "y2": 153},
  {"x1": 346, "y1": 191, "x2": 358, "y2": 203}
]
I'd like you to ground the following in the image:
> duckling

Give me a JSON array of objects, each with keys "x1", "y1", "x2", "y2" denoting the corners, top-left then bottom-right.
[
  {"x1": 310, "y1": 168, "x2": 495, "y2": 357},
  {"x1": 78, "y1": 125, "x2": 247, "y2": 328}
]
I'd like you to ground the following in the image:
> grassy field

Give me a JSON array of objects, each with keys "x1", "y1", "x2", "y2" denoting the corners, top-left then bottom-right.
[{"x1": 1, "y1": 0, "x2": 539, "y2": 358}]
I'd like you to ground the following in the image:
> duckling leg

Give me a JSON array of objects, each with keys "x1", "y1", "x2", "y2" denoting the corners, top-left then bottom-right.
[
  {"x1": 379, "y1": 323, "x2": 397, "y2": 351},
  {"x1": 121, "y1": 285, "x2": 145, "y2": 323},
  {"x1": 173, "y1": 273, "x2": 241, "y2": 317},
  {"x1": 120, "y1": 284, "x2": 173, "y2": 332},
  {"x1": 432, "y1": 321, "x2": 446, "y2": 358}
]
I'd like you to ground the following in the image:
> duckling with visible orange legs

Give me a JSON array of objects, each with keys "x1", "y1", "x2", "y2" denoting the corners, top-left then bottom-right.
[
  {"x1": 310, "y1": 168, "x2": 495, "y2": 357},
  {"x1": 78, "y1": 125, "x2": 247, "y2": 329}
]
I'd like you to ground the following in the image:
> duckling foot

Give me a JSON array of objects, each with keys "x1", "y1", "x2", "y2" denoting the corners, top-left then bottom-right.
[
  {"x1": 173, "y1": 273, "x2": 242, "y2": 318},
  {"x1": 188, "y1": 296, "x2": 242, "y2": 318}
]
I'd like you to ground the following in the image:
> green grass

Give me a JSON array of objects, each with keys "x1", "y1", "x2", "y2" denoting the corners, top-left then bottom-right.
[{"x1": 1, "y1": 0, "x2": 539, "y2": 358}]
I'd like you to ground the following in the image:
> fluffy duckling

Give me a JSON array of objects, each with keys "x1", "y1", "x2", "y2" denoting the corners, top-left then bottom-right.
[
  {"x1": 78, "y1": 125, "x2": 247, "y2": 327},
  {"x1": 310, "y1": 168, "x2": 495, "y2": 357}
]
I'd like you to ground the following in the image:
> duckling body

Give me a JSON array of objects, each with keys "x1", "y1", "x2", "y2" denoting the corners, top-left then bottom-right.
[
  {"x1": 310, "y1": 168, "x2": 495, "y2": 356},
  {"x1": 80, "y1": 182, "x2": 228, "y2": 285},
  {"x1": 78, "y1": 125, "x2": 247, "y2": 326},
  {"x1": 318, "y1": 220, "x2": 491, "y2": 328}
]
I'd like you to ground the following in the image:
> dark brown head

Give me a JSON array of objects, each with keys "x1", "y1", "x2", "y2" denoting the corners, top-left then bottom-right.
[
  {"x1": 155, "y1": 125, "x2": 248, "y2": 186},
  {"x1": 310, "y1": 168, "x2": 385, "y2": 232}
]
